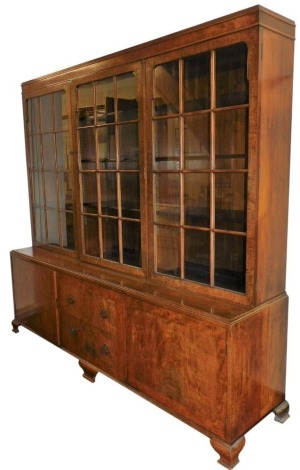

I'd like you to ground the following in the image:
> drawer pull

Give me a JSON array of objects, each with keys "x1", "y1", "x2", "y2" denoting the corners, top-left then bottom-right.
[
  {"x1": 100, "y1": 308, "x2": 109, "y2": 319},
  {"x1": 69, "y1": 328, "x2": 78, "y2": 337},
  {"x1": 67, "y1": 296, "x2": 75, "y2": 305},
  {"x1": 101, "y1": 344, "x2": 110, "y2": 356}
]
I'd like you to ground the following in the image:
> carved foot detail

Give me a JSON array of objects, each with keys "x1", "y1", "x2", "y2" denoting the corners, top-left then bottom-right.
[
  {"x1": 210, "y1": 436, "x2": 246, "y2": 469},
  {"x1": 12, "y1": 319, "x2": 21, "y2": 333},
  {"x1": 274, "y1": 400, "x2": 290, "y2": 423},
  {"x1": 79, "y1": 360, "x2": 98, "y2": 383}
]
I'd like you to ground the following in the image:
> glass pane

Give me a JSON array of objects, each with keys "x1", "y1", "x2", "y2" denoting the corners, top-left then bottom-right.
[
  {"x1": 79, "y1": 128, "x2": 96, "y2": 169},
  {"x1": 184, "y1": 173, "x2": 210, "y2": 228},
  {"x1": 119, "y1": 122, "x2": 139, "y2": 169},
  {"x1": 215, "y1": 173, "x2": 247, "y2": 232},
  {"x1": 81, "y1": 173, "x2": 98, "y2": 214},
  {"x1": 155, "y1": 173, "x2": 180, "y2": 224},
  {"x1": 40, "y1": 94, "x2": 53, "y2": 132},
  {"x1": 184, "y1": 114, "x2": 210, "y2": 169},
  {"x1": 121, "y1": 173, "x2": 140, "y2": 219},
  {"x1": 184, "y1": 229, "x2": 210, "y2": 284},
  {"x1": 34, "y1": 207, "x2": 46, "y2": 243},
  {"x1": 117, "y1": 72, "x2": 138, "y2": 122},
  {"x1": 62, "y1": 211, "x2": 75, "y2": 250},
  {"x1": 215, "y1": 109, "x2": 248, "y2": 169},
  {"x1": 42, "y1": 134, "x2": 56, "y2": 170},
  {"x1": 153, "y1": 117, "x2": 180, "y2": 170},
  {"x1": 47, "y1": 209, "x2": 60, "y2": 246},
  {"x1": 100, "y1": 173, "x2": 117, "y2": 216},
  {"x1": 156, "y1": 225, "x2": 180, "y2": 277},
  {"x1": 57, "y1": 132, "x2": 71, "y2": 171},
  {"x1": 78, "y1": 83, "x2": 94, "y2": 126},
  {"x1": 102, "y1": 218, "x2": 119, "y2": 262},
  {"x1": 58, "y1": 172, "x2": 73, "y2": 210},
  {"x1": 32, "y1": 171, "x2": 44, "y2": 207},
  {"x1": 215, "y1": 233, "x2": 246, "y2": 293},
  {"x1": 54, "y1": 91, "x2": 68, "y2": 131},
  {"x1": 44, "y1": 172, "x2": 57, "y2": 209},
  {"x1": 29, "y1": 134, "x2": 42, "y2": 170},
  {"x1": 96, "y1": 126, "x2": 116, "y2": 169},
  {"x1": 27, "y1": 98, "x2": 39, "y2": 135},
  {"x1": 96, "y1": 77, "x2": 114, "y2": 124},
  {"x1": 154, "y1": 61, "x2": 179, "y2": 116},
  {"x1": 216, "y1": 42, "x2": 249, "y2": 108},
  {"x1": 122, "y1": 221, "x2": 141, "y2": 267},
  {"x1": 184, "y1": 52, "x2": 210, "y2": 112},
  {"x1": 83, "y1": 215, "x2": 99, "y2": 256}
]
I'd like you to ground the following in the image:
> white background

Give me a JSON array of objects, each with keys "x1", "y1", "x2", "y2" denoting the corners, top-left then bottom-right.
[{"x1": 1, "y1": 1, "x2": 299, "y2": 469}]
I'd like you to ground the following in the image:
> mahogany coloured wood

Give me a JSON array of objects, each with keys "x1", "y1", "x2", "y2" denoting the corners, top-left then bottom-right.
[{"x1": 10, "y1": 5, "x2": 295, "y2": 468}]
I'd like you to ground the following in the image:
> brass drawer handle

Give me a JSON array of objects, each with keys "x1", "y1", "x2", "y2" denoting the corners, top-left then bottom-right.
[
  {"x1": 100, "y1": 308, "x2": 109, "y2": 319},
  {"x1": 69, "y1": 328, "x2": 78, "y2": 337},
  {"x1": 67, "y1": 296, "x2": 75, "y2": 305},
  {"x1": 101, "y1": 344, "x2": 110, "y2": 356}
]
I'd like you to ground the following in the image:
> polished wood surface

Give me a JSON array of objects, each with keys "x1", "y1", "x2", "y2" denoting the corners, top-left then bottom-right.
[{"x1": 10, "y1": 5, "x2": 294, "y2": 468}]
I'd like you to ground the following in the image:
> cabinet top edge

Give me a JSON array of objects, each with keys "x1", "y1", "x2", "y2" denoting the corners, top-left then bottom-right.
[{"x1": 21, "y1": 4, "x2": 295, "y2": 91}]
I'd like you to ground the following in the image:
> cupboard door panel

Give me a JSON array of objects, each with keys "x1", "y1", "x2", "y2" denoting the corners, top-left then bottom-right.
[
  {"x1": 11, "y1": 255, "x2": 58, "y2": 344},
  {"x1": 60, "y1": 313, "x2": 125, "y2": 381},
  {"x1": 127, "y1": 300, "x2": 228, "y2": 438},
  {"x1": 57, "y1": 273, "x2": 124, "y2": 335}
]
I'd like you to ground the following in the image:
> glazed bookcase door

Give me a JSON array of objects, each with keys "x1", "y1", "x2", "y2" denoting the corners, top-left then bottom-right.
[
  {"x1": 149, "y1": 41, "x2": 250, "y2": 296},
  {"x1": 75, "y1": 63, "x2": 146, "y2": 274},
  {"x1": 25, "y1": 89, "x2": 75, "y2": 251}
]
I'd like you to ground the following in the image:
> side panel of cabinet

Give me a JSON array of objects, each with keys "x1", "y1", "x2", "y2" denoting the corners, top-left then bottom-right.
[
  {"x1": 228, "y1": 295, "x2": 288, "y2": 440},
  {"x1": 127, "y1": 299, "x2": 228, "y2": 439},
  {"x1": 57, "y1": 273, "x2": 126, "y2": 381},
  {"x1": 11, "y1": 254, "x2": 58, "y2": 344}
]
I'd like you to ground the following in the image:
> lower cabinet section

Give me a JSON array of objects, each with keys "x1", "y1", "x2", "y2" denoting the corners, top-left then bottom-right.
[
  {"x1": 126, "y1": 299, "x2": 228, "y2": 439},
  {"x1": 10, "y1": 250, "x2": 289, "y2": 468}
]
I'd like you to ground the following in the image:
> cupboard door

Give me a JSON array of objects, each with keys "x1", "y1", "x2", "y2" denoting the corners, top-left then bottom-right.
[
  {"x1": 127, "y1": 300, "x2": 228, "y2": 438},
  {"x1": 11, "y1": 255, "x2": 58, "y2": 344},
  {"x1": 57, "y1": 273, "x2": 124, "y2": 335},
  {"x1": 60, "y1": 313, "x2": 124, "y2": 380},
  {"x1": 57, "y1": 273, "x2": 126, "y2": 381}
]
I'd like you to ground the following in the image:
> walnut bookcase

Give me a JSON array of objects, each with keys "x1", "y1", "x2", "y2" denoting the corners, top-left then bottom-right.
[{"x1": 11, "y1": 5, "x2": 295, "y2": 468}]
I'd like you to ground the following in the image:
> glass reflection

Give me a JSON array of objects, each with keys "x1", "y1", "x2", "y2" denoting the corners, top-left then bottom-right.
[
  {"x1": 119, "y1": 123, "x2": 139, "y2": 169},
  {"x1": 121, "y1": 173, "x2": 140, "y2": 219},
  {"x1": 154, "y1": 61, "x2": 179, "y2": 116},
  {"x1": 122, "y1": 221, "x2": 141, "y2": 267},
  {"x1": 100, "y1": 173, "x2": 117, "y2": 216},
  {"x1": 117, "y1": 72, "x2": 138, "y2": 121},
  {"x1": 83, "y1": 215, "x2": 99, "y2": 256},
  {"x1": 216, "y1": 42, "x2": 249, "y2": 108},
  {"x1": 184, "y1": 173, "x2": 210, "y2": 227},
  {"x1": 97, "y1": 126, "x2": 116, "y2": 169},
  {"x1": 40, "y1": 94, "x2": 53, "y2": 132},
  {"x1": 42, "y1": 134, "x2": 56, "y2": 171},
  {"x1": 215, "y1": 173, "x2": 247, "y2": 232},
  {"x1": 184, "y1": 229, "x2": 210, "y2": 284},
  {"x1": 81, "y1": 173, "x2": 98, "y2": 214},
  {"x1": 184, "y1": 52, "x2": 210, "y2": 112},
  {"x1": 184, "y1": 114, "x2": 210, "y2": 169},
  {"x1": 215, "y1": 233, "x2": 246, "y2": 292},
  {"x1": 156, "y1": 225, "x2": 180, "y2": 277},
  {"x1": 153, "y1": 117, "x2": 180, "y2": 170},
  {"x1": 155, "y1": 173, "x2": 180, "y2": 224},
  {"x1": 96, "y1": 77, "x2": 114, "y2": 124},
  {"x1": 215, "y1": 109, "x2": 248, "y2": 169},
  {"x1": 78, "y1": 83, "x2": 94, "y2": 126},
  {"x1": 102, "y1": 217, "x2": 119, "y2": 262}
]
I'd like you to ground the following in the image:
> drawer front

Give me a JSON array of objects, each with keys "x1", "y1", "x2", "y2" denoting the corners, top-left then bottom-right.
[
  {"x1": 57, "y1": 273, "x2": 125, "y2": 335},
  {"x1": 60, "y1": 313, "x2": 125, "y2": 381},
  {"x1": 127, "y1": 299, "x2": 228, "y2": 439}
]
